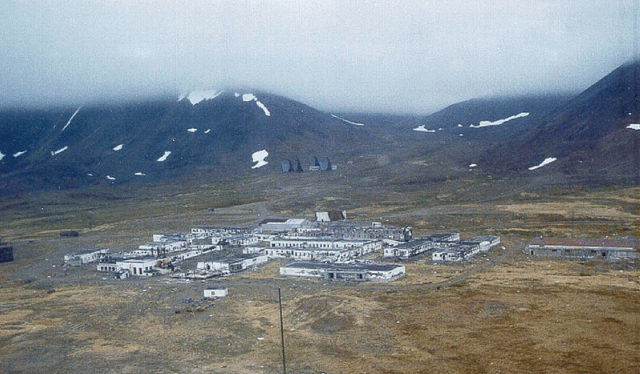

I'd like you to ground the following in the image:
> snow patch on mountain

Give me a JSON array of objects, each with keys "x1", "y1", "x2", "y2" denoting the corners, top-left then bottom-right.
[
  {"x1": 627, "y1": 123, "x2": 640, "y2": 130},
  {"x1": 51, "y1": 146, "x2": 68, "y2": 156},
  {"x1": 331, "y1": 114, "x2": 364, "y2": 126},
  {"x1": 113, "y1": 144, "x2": 123, "y2": 151},
  {"x1": 179, "y1": 90, "x2": 223, "y2": 105},
  {"x1": 242, "y1": 93, "x2": 256, "y2": 102},
  {"x1": 157, "y1": 151, "x2": 172, "y2": 162},
  {"x1": 187, "y1": 128, "x2": 198, "y2": 133},
  {"x1": 13, "y1": 151, "x2": 27, "y2": 158},
  {"x1": 413, "y1": 125, "x2": 435, "y2": 133},
  {"x1": 255, "y1": 101, "x2": 271, "y2": 116},
  {"x1": 251, "y1": 149, "x2": 269, "y2": 169},
  {"x1": 241, "y1": 93, "x2": 270, "y2": 116},
  {"x1": 106, "y1": 175, "x2": 116, "y2": 181},
  {"x1": 528, "y1": 157, "x2": 557, "y2": 171},
  {"x1": 60, "y1": 106, "x2": 83, "y2": 132},
  {"x1": 469, "y1": 112, "x2": 529, "y2": 128},
  {"x1": 204, "y1": 129, "x2": 211, "y2": 134},
  {"x1": 469, "y1": 163, "x2": 477, "y2": 168},
  {"x1": 134, "y1": 172, "x2": 146, "y2": 176},
  {"x1": 0, "y1": 151, "x2": 5, "y2": 161}
]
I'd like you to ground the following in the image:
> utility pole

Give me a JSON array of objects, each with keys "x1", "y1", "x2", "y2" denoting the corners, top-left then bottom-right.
[{"x1": 278, "y1": 288, "x2": 287, "y2": 374}]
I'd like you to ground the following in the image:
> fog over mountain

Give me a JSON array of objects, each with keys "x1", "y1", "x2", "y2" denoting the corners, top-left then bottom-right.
[{"x1": 1, "y1": 0, "x2": 638, "y2": 113}]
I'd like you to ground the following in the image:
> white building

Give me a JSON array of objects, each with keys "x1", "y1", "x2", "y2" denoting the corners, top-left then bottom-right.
[
  {"x1": 118, "y1": 249, "x2": 154, "y2": 258},
  {"x1": 138, "y1": 240, "x2": 187, "y2": 256},
  {"x1": 280, "y1": 262, "x2": 405, "y2": 282},
  {"x1": 258, "y1": 218, "x2": 315, "y2": 233},
  {"x1": 263, "y1": 247, "x2": 355, "y2": 262},
  {"x1": 432, "y1": 244, "x2": 480, "y2": 262},
  {"x1": 191, "y1": 227, "x2": 249, "y2": 236},
  {"x1": 464, "y1": 236, "x2": 500, "y2": 252},
  {"x1": 97, "y1": 262, "x2": 118, "y2": 272},
  {"x1": 383, "y1": 233, "x2": 461, "y2": 259},
  {"x1": 64, "y1": 248, "x2": 109, "y2": 266},
  {"x1": 268, "y1": 237, "x2": 381, "y2": 255},
  {"x1": 315, "y1": 210, "x2": 347, "y2": 222},
  {"x1": 115, "y1": 257, "x2": 158, "y2": 276},
  {"x1": 197, "y1": 254, "x2": 268, "y2": 273},
  {"x1": 204, "y1": 288, "x2": 228, "y2": 298},
  {"x1": 225, "y1": 234, "x2": 259, "y2": 246},
  {"x1": 152, "y1": 233, "x2": 191, "y2": 243}
]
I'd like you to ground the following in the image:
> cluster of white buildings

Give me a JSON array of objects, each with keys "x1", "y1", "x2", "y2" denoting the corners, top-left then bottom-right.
[
  {"x1": 63, "y1": 212, "x2": 501, "y2": 282},
  {"x1": 280, "y1": 262, "x2": 405, "y2": 282},
  {"x1": 63, "y1": 248, "x2": 109, "y2": 266},
  {"x1": 383, "y1": 233, "x2": 500, "y2": 262}
]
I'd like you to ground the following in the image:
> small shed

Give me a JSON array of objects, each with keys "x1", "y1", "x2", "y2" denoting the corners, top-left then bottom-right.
[
  {"x1": 0, "y1": 238, "x2": 14, "y2": 263},
  {"x1": 281, "y1": 159, "x2": 292, "y2": 173},
  {"x1": 204, "y1": 288, "x2": 228, "y2": 298},
  {"x1": 318, "y1": 157, "x2": 332, "y2": 171},
  {"x1": 295, "y1": 159, "x2": 304, "y2": 172}
]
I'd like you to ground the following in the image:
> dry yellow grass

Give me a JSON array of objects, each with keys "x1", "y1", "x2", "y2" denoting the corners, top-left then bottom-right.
[
  {"x1": 495, "y1": 201, "x2": 637, "y2": 219},
  {"x1": 1, "y1": 183, "x2": 639, "y2": 372},
  {"x1": 2, "y1": 257, "x2": 638, "y2": 373}
]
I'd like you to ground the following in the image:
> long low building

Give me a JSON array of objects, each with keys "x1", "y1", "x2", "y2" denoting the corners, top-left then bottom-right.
[
  {"x1": 384, "y1": 233, "x2": 460, "y2": 259},
  {"x1": 97, "y1": 257, "x2": 159, "y2": 276},
  {"x1": 268, "y1": 237, "x2": 381, "y2": 255},
  {"x1": 260, "y1": 246, "x2": 358, "y2": 262},
  {"x1": 197, "y1": 254, "x2": 269, "y2": 273},
  {"x1": 258, "y1": 218, "x2": 316, "y2": 233},
  {"x1": 432, "y1": 244, "x2": 479, "y2": 262},
  {"x1": 139, "y1": 240, "x2": 187, "y2": 256},
  {"x1": 526, "y1": 237, "x2": 640, "y2": 260},
  {"x1": 463, "y1": 235, "x2": 500, "y2": 252},
  {"x1": 64, "y1": 248, "x2": 109, "y2": 266},
  {"x1": 280, "y1": 262, "x2": 405, "y2": 282}
]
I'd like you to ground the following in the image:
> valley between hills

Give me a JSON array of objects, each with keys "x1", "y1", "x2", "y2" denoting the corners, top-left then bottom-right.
[
  {"x1": 1, "y1": 61, "x2": 639, "y2": 373},
  {"x1": 1, "y1": 170, "x2": 638, "y2": 373}
]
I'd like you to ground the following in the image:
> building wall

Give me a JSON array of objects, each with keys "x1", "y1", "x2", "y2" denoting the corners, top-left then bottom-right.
[
  {"x1": 279, "y1": 266, "x2": 326, "y2": 278},
  {"x1": 115, "y1": 259, "x2": 156, "y2": 276},
  {"x1": 197, "y1": 261, "x2": 230, "y2": 271},
  {"x1": 281, "y1": 264, "x2": 405, "y2": 282},
  {"x1": 204, "y1": 288, "x2": 228, "y2": 298},
  {"x1": 526, "y1": 244, "x2": 639, "y2": 259}
]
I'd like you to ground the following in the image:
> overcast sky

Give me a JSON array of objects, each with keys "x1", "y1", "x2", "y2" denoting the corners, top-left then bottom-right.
[{"x1": 1, "y1": 1, "x2": 638, "y2": 113}]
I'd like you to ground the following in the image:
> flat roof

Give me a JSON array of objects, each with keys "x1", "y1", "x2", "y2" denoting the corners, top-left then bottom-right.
[
  {"x1": 427, "y1": 233, "x2": 459, "y2": 239},
  {"x1": 68, "y1": 248, "x2": 105, "y2": 256},
  {"x1": 468, "y1": 235, "x2": 499, "y2": 241},
  {"x1": 284, "y1": 262, "x2": 403, "y2": 272},
  {"x1": 529, "y1": 237, "x2": 640, "y2": 249},
  {"x1": 118, "y1": 257, "x2": 157, "y2": 263},
  {"x1": 201, "y1": 253, "x2": 265, "y2": 263},
  {"x1": 271, "y1": 247, "x2": 346, "y2": 252},
  {"x1": 260, "y1": 218, "x2": 288, "y2": 224},
  {"x1": 193, "y1": 226, "x2": 246, "y2": 230},
  {"x1": 273, "y1": 237, "x2": 371, "y2": 243},
  {"x1": 395, "y1": 238, "x2": 432, "y2": 249}
]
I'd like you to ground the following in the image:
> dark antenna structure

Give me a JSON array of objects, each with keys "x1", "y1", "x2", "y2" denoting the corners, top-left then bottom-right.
[{"x1": 278, "y1": 288, "x2": 287, "y2": 374}]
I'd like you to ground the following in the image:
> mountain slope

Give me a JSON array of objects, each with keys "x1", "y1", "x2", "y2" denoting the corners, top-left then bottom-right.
[
  {"x1": 482, "y1": 61, "x2": 640, "y2": 181},
  {"x1": 0, "y1": 90, "x2": 382, "y2": 193}
]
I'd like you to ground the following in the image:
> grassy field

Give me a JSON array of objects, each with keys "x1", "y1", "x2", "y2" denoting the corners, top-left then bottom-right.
[{"x1": 1, "y1": 175, "x2": 639, "y2": 373}]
